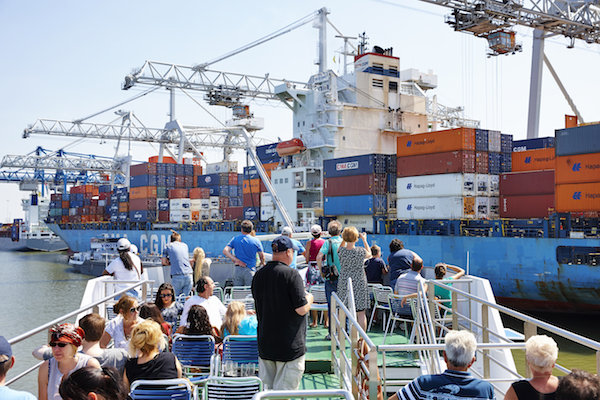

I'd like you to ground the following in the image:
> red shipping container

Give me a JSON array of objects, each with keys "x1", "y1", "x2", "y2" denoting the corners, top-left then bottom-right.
[
  {"x1": 228, "y1": 173, "x2": 238, "y2": 186},
  {"x1": 129, "y1": 198, "x2": 157, "y2": 210},
  {"x1": 89, "y1": 206, "x2": 97, "y2": 215},
  {"x1": 499, "y1": 194, "x2": 555, "y2": 218},
  {"x1": 475, "y1": 151, "x2": 488, "y2": 173},
  {"x1": 189, "y1": 188, "x2": 210, "y2": 199},
  {"x1": 90, "y1": 199, "x2": 98, "y2": 206},
  {"x1": 130, "y1": 162, "x2": 158, "y2": 176},
  {"x1": 97, "y1": 206, "x2": 105, "y2": 215},
  {"x1": 148, "y1": 156, "x2": 176, "y2": 164},
  {"x1": 184, "y1": 176, "x2": 193, "y2": 188},
  {"x1": 61, "y1": 216, "x2": 68, "y2": 224},
  {"x1": 169, "y1": 189, "x2": 189, "y2": 199},
  {"x1": 499, "y1": 170, "x2": 555, "y2": 196},
  {"x1": 324, "y1": 174, "x2": 387, "y2": 197},
  {"x1": 219, "y1": 197, "x2": 229, "y2": 209},
  {"x1": 243, "y1": 192, "x2": 261, "y2": 208},
  {"x1": 193, "y1": 165, "x2": 203, "y2": 176},
  {"x1": 51, "y1": 193, "x2": 62, "y2": 201},
  {"x1": 223, "y1": 207, "x2": 244, "y2": 220},
  {"x1": 396, "y1": 151, "x2": 475, "y2": 177},
  {"x1": 158, "y1": 210, "x2": 170, "y2": 221},
  {"x1": 62, "y1": 201, "x2": 69, "y2": 209},
  {"x1": 98, "y1": 193, "x2": 109, "y2": 200}
]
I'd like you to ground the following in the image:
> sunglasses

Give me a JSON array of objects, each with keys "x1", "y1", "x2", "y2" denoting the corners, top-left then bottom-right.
[
  {"x1": 159, "y1": 293, "x2": 173, "y2": 298},
  {"x1": 49, "y1": 342, "x2": 68, "y2": 348},
  {"x1": 129, "y1": 306, "x2": 140, "y2": 313}
]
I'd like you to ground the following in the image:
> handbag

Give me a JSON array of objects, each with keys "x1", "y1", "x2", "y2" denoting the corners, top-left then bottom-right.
[{"x1": 321, "y1": 239, "x2": 339, "y2": 280}]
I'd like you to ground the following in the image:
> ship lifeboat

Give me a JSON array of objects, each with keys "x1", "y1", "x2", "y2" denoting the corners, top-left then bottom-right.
[{"x1": 276, "y1": 138, "x2": 305, "y2": 156}]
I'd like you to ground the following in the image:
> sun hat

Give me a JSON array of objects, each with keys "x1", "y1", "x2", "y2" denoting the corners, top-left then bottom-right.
[{"x1": 117, "y1": 238, "x2": 131, "y2": 251}]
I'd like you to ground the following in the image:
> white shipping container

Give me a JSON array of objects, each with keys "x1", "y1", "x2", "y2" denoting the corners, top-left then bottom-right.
[
  {"x1": 169, "y1": 198, "x2": 191, "y2": 211},
  {"x1": 489, "y1": 197, "x2": 499, "y2": 218},
  {"x1": 488, "y1": 130, "x2": 501, "y2": 152},
  {"x1": 210, "y1": 209, "x2": 222, "y2": 219},
  {"x1": 206, "y1": 161, "x2": 238, "y2": 174},
  {"x1": 190, "y1": 199, "x2": 203, "y2": 211},
  {"x1": 338, "y1": 215, "x2": 375, "y2": 233},
  {"x1": 260, "y1": 204, "x2": 275, "y2": 221},
  {"x1": 260, "y1": 192, "x2": 274, "y2": 207},
  {"x1": 476, "y1": 197, "x2": 489, "y2": 219},
  {"x1": 397, "y1": 173, "x2": 475, "y2": 199},
  {"x1": 397, "y1": 197, "x2": 475, "y2": 219},
  {"x1": 200, "y1": 199, "x2": 210, "y2": 210},
  {"x1": 170, "y1": 211, "x2": 191, "y2": 222},
  {"x1": 489, "y1": 175, "x2": 499, "y2": 196},
  {"x1": 209, "y1": 196, "x2": 220, "y2": 210},
  {"x1": 199, "y1": 210, "x2": 210, "y2": 220},
  {"x1": 476, "y1": 174, "x2": 490, "y2": 196}
]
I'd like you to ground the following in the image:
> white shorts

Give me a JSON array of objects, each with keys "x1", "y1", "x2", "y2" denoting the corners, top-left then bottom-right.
[{"x1": 259, "y1": 355, "x2": 305, "y2": 390}]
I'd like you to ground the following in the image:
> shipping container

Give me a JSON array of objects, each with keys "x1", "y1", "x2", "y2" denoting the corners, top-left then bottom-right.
[
  {"x1": 223, "y1": 207, "x2": 244, "y2": 220},
  {"x1": 260, "y1": 204, "x2": 275, "y2": 221},
  {"x1": 243, "y1": 192, "x2": 262, "y2": 208},
  {"x1": 499, "y1": 194, "x2": 554, "y2": 218},
  {"x1": 338, "y1": 215, "x2": 376, "y2": 233},
  {"x1": 489, "y1": 175, "x2": 499, "y2": 196},
  {"x1": 499, "y1": 170, "x2": 555, "y2": 196},
  {"x1": 197, "y1": 174, "x2": 220, "y2": 187},
  {"x1": 555, "y1": 152, "x2": 600, "y2": 184},
  {"x1": 189, "y1": 199, "x2": 203, "y2": 211},
  {"x1": 156, "y1": 187, "x2": 168, "y2": 199},
  {"x1": 396, "y1": 151, "x2": 475, "y2": 177},
  {"x1": 488, "y1": 152, "x2": 501, "y2": 175},
  {"x1": 500, "y1": 153, "x2": 512, "y2": 173},
  {"x1": 489, "y1": 197, "x2": 499, "y2": 218},
  {"x1": 396, "y1": 196, "x2": 475, "y2": 219},
  {"x1": 129, "y1": 198, "x2": 157, "y2": 211},
  {"x1": 475, "y1": 151, "x2": 488, "y2": 174},
  {"x1": 323, "y1": 154, "x2": 387, "y2": 178},
  {"x1": 488, "y1": 130, "x2": 501, "y2": 153},
  {"x1": 170, "y1": 198, "x2": 191, "y2": 210},
  {"x1": 555, "y1": 182, "x2": 600, "y2": 212},
  {"x1": 511, "y1": 148, "x2": 555, "y2": 172},
  {"x1": 189, "y1": 187, "x2": 210, "y2": 199},
  {"x1": 130, "y1": 186, "x2": 157, "y2": 199},
  {"x1": 130, "y1": 174, "x2": 158, "y2": 188},
  {"x1": 324, "y1": 174, "x2": 387, "y2": 197},
  {"x1": 243, "y1": 207, "x2": 260, "y2": 220},
  {"x1": 200, "y1": 199, "x2": 210, "y2": 210},
  {"x1": 256, "y1": 143, "x2": 281, "y2": 164},
  {"x1": 219, "y1": 197, "x2": 229, "y2": 209},
  {"x1": 501, "y1": 134, "x2": 513, "y2": 153},
  {"x1": 396, "y1": 127, "x2": 475, "y2": 156},
  {"x1": 158, "y1": 210, "x2": 170, "y2": 222},
  {"x1": 396, "y1": 173, "x2": 475, "y2": 198},
  {"x1": 210, "y1": 209, "x2": 222, "y2": 220},
  {"x1": 129, "y1": 210, "x2": 156, "y2": 222},
  {"x1": 170, "y1": 211, "x2": 191, "y2": 222},
  {"x1": 209, "y1": 196, "x2": 220, "y2": 210},
  {"x1": 229, "y1": 197, "x2": 243, "y2": 207},
  {"x1": 512, "y1": 137, "x2": 555, "y2": 152},
  {"x1": 157, "y1": 199, "x2": 169, "y2": 211},
  {"x1": 242, "y1": 179, "x2": 266, "y2": 194},
  {"x1": 475, "y1": 197, "x2": 490, "y2": 219},
  {"x1": 324, "y1": 194, "x2": 387, "y2": 216},
  {"x1": 205, "y1": 161, "x2": 238, "y2": 174},
  {"x1": 168, "y1": 189, "x2": 189, "y2": 199},
  {"x1": 191, "y1": 210, "x2": 200, "y2": 221},
  {"x1": 555, "y1": 124, "x2": 600, "y2": 156},
  {"x1": 475, "y1": 129, "x2": 488, "y2": 151},
  {"x1": 475, "y1": 174, "x2": 490, "y2": 196},
  {"x1": 118, "y1": 203, "x2": 129, "y2": 212}
]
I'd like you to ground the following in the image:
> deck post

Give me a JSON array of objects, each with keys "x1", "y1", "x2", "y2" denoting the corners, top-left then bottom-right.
[
  {"x1": 351, "y1": 324, "x2": 359, "y2": 399},
  {"x1": 451, "y1": 291, "x2": 458, "y2": 330},
  {"x1": 481, "y1": 304, "x2": 490, "y2": 379},
  {"x1": 368, "y1": 344, "x2": 379, "y2": 400},
  {"x1": 523, "y1": 322, "x2": 537, "y2": 378}
]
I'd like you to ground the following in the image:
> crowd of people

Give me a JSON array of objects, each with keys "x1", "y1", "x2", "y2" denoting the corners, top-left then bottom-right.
[{"x1": 2, "y1": 220, "x2": 600, "y2": 399}]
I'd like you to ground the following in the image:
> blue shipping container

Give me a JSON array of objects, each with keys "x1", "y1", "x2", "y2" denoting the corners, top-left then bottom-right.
[
  {"x1": 488, "y1": 152, "x2": 501, "y2": 174},
  {"x1": 243, "y1": 166, "x2": 260, "y2": 180},
  {"x1": 118, "y1": 194, "x2": 129, "y2": 203},
  {"x1": 256, "y1": 143, "x2": 281, "y2": 163},
  {"x1": 118, "y1": 212, "x2": 128, "y2": 222},
  {"x1": 157, "y1": 199, "x2": 169, "y2": 211},
  {"x1": 62, "y1": 194, "x2": 70, "y2": 201},
  {"x1": 114, "y1": 187, "x2": 128, "y2": 195},
  {"x1": 387, "y1": 173, "x2": 397, "y2": 193},
  {"x1": 500, "y1": 153, "x2": 512, "y2": 173},
  {"x1": 324, "y1": 194, "x2": 387, "y2": 216},
  {"x1": 99, "y1": 185, "x2": 111, "y2": 193},
  {"x1": 207, "y1": 186, "x2": 220, "y2": 196},
  {"x1": 555, "y1": 125, "x2": 600, "y2": 156},
  {"x1": 323, "y1": 154, "x2": 387, "y2": 178},
  {"x1": 130, "y1": 174, "x2": 158, "y2": 188},
  {"x1": 229, "y1": 197, "x2": 242, "y2": 207},
  {"x1": 197, "y1": 174, "x2": 220, "y2": 187},
  {"x1": 512, "y1": 137, "x2": 555, "y2": 152},
  {"x1": 501, "y1": 134, "x2": 513, "y2": 153},
  {"x1": 385, "y1": 154, "x2": 397, "y2": 174},
  {"x1": 184, "y1": 164, "x2": 193, "y2": 176},
  {"x1": 475, "y1": 129, "x2": 489, "y2": 151},
  {"x1": 243, "y1": 207, "x2": 260, "y2": 220},
  {"x1": 129, "y1": 210, "x2": 156, "y2": 222}
]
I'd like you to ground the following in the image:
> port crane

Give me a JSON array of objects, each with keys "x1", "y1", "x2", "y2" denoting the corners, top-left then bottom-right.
[{"x1": 416, "y1": 0, "x2": 600, "y2": 138}]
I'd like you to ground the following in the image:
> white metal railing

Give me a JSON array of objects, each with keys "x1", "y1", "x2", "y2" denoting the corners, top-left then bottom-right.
[
  {"x1": 253, "y1": 389, "x2": 353, "y2": 400},
  {"x1": 6, "y1": 279, "x2": 152, "y2": 386}
]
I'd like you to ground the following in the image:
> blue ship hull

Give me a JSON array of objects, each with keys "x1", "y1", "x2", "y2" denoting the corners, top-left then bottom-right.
[{"x1": 48, "y1": 223, "x2": 600, "y2": 312}]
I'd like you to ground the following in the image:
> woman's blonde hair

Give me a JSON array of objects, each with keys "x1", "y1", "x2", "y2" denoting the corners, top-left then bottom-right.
[
  {"x1": 342, "y1": 226, "x2": 359, "y2": 243},
  {"x1": 525, "y1": 335, "x2": 558, "y2": 371},
  {"x1": 193, "y1": 247, "x2": 206, "y2": 284},
  {"x1": 221, "y1": 301, "x2": 246, "y2": 336},
  {"x1": 128, "y1": 319, "x2": 163, "y2": 356}
]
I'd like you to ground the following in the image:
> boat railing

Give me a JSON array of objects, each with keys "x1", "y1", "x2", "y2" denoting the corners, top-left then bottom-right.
[
  {"x1": 6, "y1": 278, "x2": 153, "y2": 386},
  {"x1": 252, "y1": 389, "x2": 353, "y2": 400}
]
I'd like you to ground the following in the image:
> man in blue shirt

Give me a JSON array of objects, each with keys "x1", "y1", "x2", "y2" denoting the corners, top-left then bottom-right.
[
  {"x1": 390, "y1": 330, "x2": 495, "y2": 400},
  {"x1": 281, "y1": 226, "x2": 306, "y2": 270},
  {"x1": 223, "y1": 220, "x2": 265, "y2": 286},
  {"x1": 316, "y1": 220, "x2": 342, "y2": 338},
  {"x1": 162, "y1": 231, "x2": 194, "y2": 296},
  {"x1": 0, "y1": 336, "x2": 37, "y2": 399}
]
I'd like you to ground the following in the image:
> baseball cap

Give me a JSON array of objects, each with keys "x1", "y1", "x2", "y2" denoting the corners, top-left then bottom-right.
[
  {"x1": 271, "y1": 236, "x2": 294, "y2": 253},
  {"x1": 310, "y1": 224, "x2": 322, "y2": 235},
  {"x1": 0, "y1": 336, "x2": 12, "y2": 359},
  {"x1": 281, "y1": 226, "x2": 293, "y2": 236},
  {"x1": 130, "y1": 244, "x2": 138, "y2": 254},
  {"x1": 117, "y1": 238, "x2": 131, "y2": 251}
]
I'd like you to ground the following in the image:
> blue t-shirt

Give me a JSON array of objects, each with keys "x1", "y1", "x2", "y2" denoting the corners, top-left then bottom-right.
[
  {"x1": 227, "y1": 234, "x2": 264, "y2": 269},
  {"x1": 0, "y1": 386, "x2": 37, "y2": 400},
  {"x1": 364, "y1": 257, "x2": 386, "y2": 284},
  {"x1": 388, "y1": 249, "x2": 414, "y2": 287},
  {"x1": 163, "y1": 240, "x2": 193, "y2": 276},
  {"x1": 222, "y1": 315, "x2": 258, "y2": 338},
  {"x1": 319, "y1": 236, "x2": 342, "y2": 272},
  {"x1": 289, "y1": 238, "x2": 306, "y2": 269},
  {"x1": 396, "y1": 369, "x2": 495, "y2": 400}
]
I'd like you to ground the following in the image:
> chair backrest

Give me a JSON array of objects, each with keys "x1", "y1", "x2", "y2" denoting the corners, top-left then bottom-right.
[
  {"x1": 172, "y1": 334, "x2": 216, "y2": 369},
  {"x1": 222, "y1": 335, "x2": 259, "y2": 364},
  {"x1": 373, "y1": 285, "x2": 392, "y2": 305},
  {"x1": 310, "y1": 284, "x2": 327, "y2": 303},
  {"x1": 388, "y1": 294, "x2": 412, "y2": 317},
  {"x1": 176, "y1": 293, "x2": 188, "y2": 306},
  {"x1": 203, "y1": 376, "x2": 262, "y2": 400},
  {"x1": 213, "y1": 286, "x2": 224, "y2": 302},
  {"x1": 129, "y1": 378, "x2": 192, "y2": 400},
  {"x1": 230, "y1": 286, "x2": 253, "y2": 300}
]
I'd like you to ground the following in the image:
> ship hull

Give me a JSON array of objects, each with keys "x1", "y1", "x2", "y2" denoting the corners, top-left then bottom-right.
[
  {"x1": 25, "y1": 237, "x2": 68, "y2": 252},
  {"x1": 47, "y1": 223, "x2": 600, "y2": 313}
]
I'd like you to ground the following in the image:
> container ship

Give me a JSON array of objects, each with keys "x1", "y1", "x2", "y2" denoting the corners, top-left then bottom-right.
[{"x1": 36, "y1": 35, "x2": 599, "y2": 312}]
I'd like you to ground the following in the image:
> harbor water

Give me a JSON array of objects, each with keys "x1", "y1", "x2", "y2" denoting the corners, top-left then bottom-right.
[{"x1": 0, "y1": 250, "x2": 598, "y2": 394}]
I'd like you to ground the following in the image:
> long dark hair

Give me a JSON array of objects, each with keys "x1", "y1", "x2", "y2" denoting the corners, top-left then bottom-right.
[
  {"x1": 187, "y1": 305, "x2": 213, "y2": 336},
  {"x1": 59, "y1": 366, "x2": 127, "y2": 400},
  {"x1": 139, "y1": 303, "x2": 169, "y2": 336},
  {"x1": 154, "y1": 282, "x2": 176, "y2": 309}
]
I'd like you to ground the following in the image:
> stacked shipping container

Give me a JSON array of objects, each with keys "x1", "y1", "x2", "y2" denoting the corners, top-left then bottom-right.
[{"x1": 242, "y1": 143, "x2": 281, "y2": 222}]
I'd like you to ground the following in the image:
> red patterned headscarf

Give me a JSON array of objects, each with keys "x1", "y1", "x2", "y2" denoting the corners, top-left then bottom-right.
[{"x1": 49, "y1": 323, "x2": 85, "y2": 347}]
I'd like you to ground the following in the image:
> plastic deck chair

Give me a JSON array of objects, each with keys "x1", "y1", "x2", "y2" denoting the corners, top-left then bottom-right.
[
  {"x1": 129, "y1": 378, "x2": 194, "y2": 400},
  {"x1": 213, "y1": 286, "x2": 224, "y2": 302},
  {"x1": 384, "y1": 294, "x2": 415, "y2": 344},
  {"x1": 368, "y1": 285, "x2": 392, "y2": 331},
  {"x1": 228, "y1": 286, "x2": 253, "y2": 301},
  {"x1": 219, "y1": 335, "x2": 259, "y2": 376},
  {"x1": 309, "y1": 284, "x2": 328, "y2": 323},
  {"x1": 171, "y1": 334, "x2": 216, "y2": 379},
  {"x1": 201, "y1": 376, "x2": 262, "y2": 400}
]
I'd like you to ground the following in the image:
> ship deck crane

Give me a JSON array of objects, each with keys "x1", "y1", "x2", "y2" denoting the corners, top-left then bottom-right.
[{"x1": 417, "y1": 0, "x2": 600, "y2": 137}]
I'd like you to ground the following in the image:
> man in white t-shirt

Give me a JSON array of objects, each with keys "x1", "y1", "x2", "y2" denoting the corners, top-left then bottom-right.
[
  {"x1": 102, "y1": 238, "x2": 143, "y2": 298},
  {"x1": 180, "y1": 276, "x2": 226, "y2": 329}
]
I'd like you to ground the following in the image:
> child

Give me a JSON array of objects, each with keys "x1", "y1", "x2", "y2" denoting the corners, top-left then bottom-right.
[{"x1": 364, "y1": 245, "x2": 388, "y2": 284}]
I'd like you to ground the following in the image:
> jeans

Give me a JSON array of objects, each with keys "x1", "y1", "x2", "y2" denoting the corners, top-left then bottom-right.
[
  {"x1": 233, "y1": 265, "x2": 254, "y2": 286},
  {"x1": 324, "y1": 278, "x2": 338, "y2": 318},
  {"x1": 172, "y1": 274, "x2": 193, "y2": 296}
]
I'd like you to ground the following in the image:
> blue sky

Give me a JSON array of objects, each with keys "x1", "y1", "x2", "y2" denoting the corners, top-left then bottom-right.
[{"x1": 0, "y1": 0, "x2": 598, "y2": 221}]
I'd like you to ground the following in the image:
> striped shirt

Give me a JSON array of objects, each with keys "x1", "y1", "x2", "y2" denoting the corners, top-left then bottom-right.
[
  {"x1": 394, "y1": 270, "x2": 426, "y2": 296},
  {"x1": 396, "y1": 369, "x2": 495, "y2": 400}
]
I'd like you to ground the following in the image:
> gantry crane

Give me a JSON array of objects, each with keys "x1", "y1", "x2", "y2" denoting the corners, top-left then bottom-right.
[{"x1": 417, "y1": 0, "x2": 600, "y2": 138}]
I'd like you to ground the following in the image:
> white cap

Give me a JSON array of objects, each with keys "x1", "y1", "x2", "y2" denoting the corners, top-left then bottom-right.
[
  {"x1": 130, "y1": 244, "x2": 138, "y2": 254},
  {"x1": 117, "y1": 238, "x2": 131, "y2": 251},
  {"x1": 310, "y1": 224, "x2": 322, "y2": 235},
  {"x1": 281, "y1": 226, "x2": 293, "y2": 236}
]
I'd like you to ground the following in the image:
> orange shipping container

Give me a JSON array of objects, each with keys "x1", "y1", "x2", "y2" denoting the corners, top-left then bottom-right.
[
  {"x1": 242, "y1": 179, "x2": 266, "y2": 194},
  {"x1": 396, "y1": 128, "x2": 475, "y2": 156},
  {"x1": 118, "y1": 203, "x2": 129, "y2": 212},
  {"x1": 130, "y1": 186, "x2": 157, "y2": 199},
  {"x1": 511, "y1": 148, "x2": 555, "y2": 172},
  {"x1": 191, "y1": 210, "x2": 200, "y2": 221},
  {"x1": 555, "y1": 152, "x2": 600, "y2": 184},
  {"x1": 148, "y1": 155, "x2": 176, "y2": 164},
  {"x1": 555, "y1": 182, "x2": 600, "y2": 212}
]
